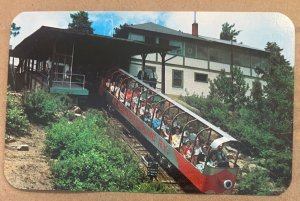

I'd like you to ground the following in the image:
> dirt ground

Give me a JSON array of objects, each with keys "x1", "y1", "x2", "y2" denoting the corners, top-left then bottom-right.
[{"x1": 4, "y1": 124, "x2": 53, "y2": 190}]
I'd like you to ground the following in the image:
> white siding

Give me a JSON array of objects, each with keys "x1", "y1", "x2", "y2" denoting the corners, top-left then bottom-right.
[
  {"x1": 239, "y1": 66, "x2": 251, "y2": 76},
  {"x1": 129, "y1": 57, "x2": 259, "y2": 97},
  {"x1": 210, "y1": 62, "x2": 230, "y2": 72},
  {"x1": 147, "y1": 53, "x2": 157, "y2": 62},
  {"x1": 185, "y1": 57, "x2": 208, "y2": 69},
  {"x1": 158, "y1": 54, "x2": 183, "y2": 65},
  {"x1": 132, "y1": 55, "x2": 142, "y2": 60}
]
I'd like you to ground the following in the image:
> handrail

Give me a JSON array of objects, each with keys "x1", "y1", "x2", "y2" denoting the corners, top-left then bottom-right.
[{"x1": 118, "y1": 68, "x2": 238, "y2": 144}]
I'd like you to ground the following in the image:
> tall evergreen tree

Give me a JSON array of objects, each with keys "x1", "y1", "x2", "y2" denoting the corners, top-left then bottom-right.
[
  {"x1": 261, "y1": 42, "x2": 293, "y2": 138},
  {"x1": 220, "y1": 22, "x2": 241, "y2": 42},
  {"x1": 113, "y1": 23, "x2": 132, "y2": 38},
  {"x1": 10, "y1": 22, "x2": 21, "y2": 37},
  {"x1": 250, "y1": 78, "x2": 264, "y2": 111},
  {"x1": 68, "y1": 11, "x2": 94, "y2": 34},
  {"x1": 209, "y1": 67, "x2": 249, "y2": 111}
]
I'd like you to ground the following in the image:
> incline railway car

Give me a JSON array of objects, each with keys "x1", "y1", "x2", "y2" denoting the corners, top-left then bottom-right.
[{"x1": 99, "y1": 69, "x2": 241, "y2": 194}]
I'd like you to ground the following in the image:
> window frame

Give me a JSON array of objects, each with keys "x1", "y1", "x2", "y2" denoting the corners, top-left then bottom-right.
[
  {"x1": 194, "y1": 72, "x2": 208, "y2": 83},
  {"x1": 172, "y1": 69, "x2": 184, "y2": 88}
]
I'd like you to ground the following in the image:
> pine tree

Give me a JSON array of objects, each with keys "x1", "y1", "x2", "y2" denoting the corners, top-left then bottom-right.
[
  {"x1": 209, "y1": 67, "x2": 249, "y2": 111},
  {"x1": 220, "y1": 22, "x2": 241, "y2": 42},
  {"x1": 68, "y1": 11, "x2": 94, "y2": 34},
  {"x1": 262, "y1": 42, "x2": 293, "y2": 138},
  {"x1": 10, "y1": 22, "x2": 21, "y2": 37}
]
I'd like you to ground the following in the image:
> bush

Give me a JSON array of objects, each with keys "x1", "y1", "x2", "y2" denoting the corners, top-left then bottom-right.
[
  {"x1": 237, "y1": 168, "x2": 274, "y2": 195},
  {"x1": 6, "y1": 93, "x2": 29, "y2": 135},
  {"x1": 23, "y1": 89, "x2": 71, "y2": 124},
  {"x1": 258, "y1": 149, "x2": 292, "y2": 187},
  {"x1": 46, "y1": 110, "x2": 145, "y2": 191}
]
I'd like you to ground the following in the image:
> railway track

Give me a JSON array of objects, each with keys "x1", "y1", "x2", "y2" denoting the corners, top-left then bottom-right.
[{"x1": 108, "y1": 114, "x2": 199, "y2": 193}]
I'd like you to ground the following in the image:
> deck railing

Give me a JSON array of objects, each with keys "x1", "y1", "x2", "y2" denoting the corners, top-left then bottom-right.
[{"x1": 51, "y1": 73, "x2": 86, "y2": 89}]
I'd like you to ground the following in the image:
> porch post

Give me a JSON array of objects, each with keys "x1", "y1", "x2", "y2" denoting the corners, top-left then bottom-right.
[{"x1": 160, "y1": 52, "x2": 166, "y2": 94}]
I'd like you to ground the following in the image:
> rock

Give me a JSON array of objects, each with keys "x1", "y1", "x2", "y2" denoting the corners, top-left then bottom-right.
[
  {"x1": 17, "y1": 144, "x2": 29, "y2": 151},
  {"x1": 225, "y1": 146, "x2": 238, "y2": 154},
  {"x1": 74, "y1": 113, "x2": 82, "y2": 117},
  {"x1": 5, "y1": 135, "x2": 16, "y2": 143},
  {"x1": 72, "y1": 106, "x2": 82, "y2": 114}
]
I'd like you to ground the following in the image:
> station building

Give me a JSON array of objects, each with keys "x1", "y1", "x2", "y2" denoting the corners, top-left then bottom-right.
[{"x1": 114, "y1": 22, "x2": 269, "y2": 96}]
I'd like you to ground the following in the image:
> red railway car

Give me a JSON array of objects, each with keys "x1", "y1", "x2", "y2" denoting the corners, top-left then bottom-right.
[{"x1": 99, "y1": 69, "x2": 241, "y2": 194}]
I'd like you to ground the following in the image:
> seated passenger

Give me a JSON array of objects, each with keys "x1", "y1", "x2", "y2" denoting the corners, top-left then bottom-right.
[
  {"x1": 161, "y1": 118, "x2": 171, "y2": 141},
  {"x1": 105, "y1": 78, "x2": 111, "y2": 89},
  {"x1": 110, "y1": 81, "x2": 116, "y2": 93},
  {"x1": 206, "y1": 152, "x2": 218, "y2": 168},
  {"x1": 181, "y1": 141, "x2": 192, "y2": 160},
  {"x1": 187, "y1": 127, "x2": 197, "y2": 141},
  {"x1": 215, "y1": 145, "x2": 229, "y2": 167},
  {"x1": 171, "y1": 128, "x2": 181, "y2": 149},
  {"x1": 192, "y1": 140, "x2": 204, "y2": 165},
  {"x1": 125, "y1": 89, "x2": 133, "y2": 107},
  {"x1": 152, "y1": 111, "x2": 162, "y2": 131},
  {"x1": 138, "y1": 101, "x2": 146, "y2": 118}
]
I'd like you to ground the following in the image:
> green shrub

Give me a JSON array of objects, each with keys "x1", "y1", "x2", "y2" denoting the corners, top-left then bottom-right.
[
  {"x1": 51, "y1": 150, "x2": 143, "y2": 191},
  {"x1": 23, "y1": 89, "x2": 71, "y2": 124},
  {"x1": 46, "y1": 110, "x2": 145, "y2": 191},
  {"x1": 237, "y1": 168, "x2": 274, "y2": 195},
  {"x1": 258, "y1": 149, "x2": 292, "y2": 187},
  {"x1": 6, "y1": 93, "x2": 29, "y2": 135}
]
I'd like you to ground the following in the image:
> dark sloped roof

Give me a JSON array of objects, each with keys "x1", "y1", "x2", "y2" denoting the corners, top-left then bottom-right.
[
  {"x1": 13, "y1": 26, "x2": 173, "y2": 60},
  {"x1": 127, "y1": 22, "x2": 268, "y2": 54}
]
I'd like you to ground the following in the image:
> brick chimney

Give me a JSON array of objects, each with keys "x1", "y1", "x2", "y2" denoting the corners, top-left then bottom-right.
[
  {"x1": 192, "y1": 22, "x2": 198, "y2": 37},
  {"x1": 192, "y1": 12, "x2": 198, "y2": 37}
]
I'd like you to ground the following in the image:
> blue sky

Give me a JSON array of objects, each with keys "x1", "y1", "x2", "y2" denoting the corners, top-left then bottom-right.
[{"x1": 10, "y1": 11, "x2": 295, "y2": 65}]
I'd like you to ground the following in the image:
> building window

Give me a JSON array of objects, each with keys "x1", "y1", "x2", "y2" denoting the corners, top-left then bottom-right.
[
  {"x1": 172, "y1": 70, "x2": 183, "y2": 88},
  {"x1": 196, "y1": 45, "x2": 208, "y2": 60},
  {"x1": 194, "y1": 73, "x2": 208, "y2": 83},
  {"x1": 129, "y1": 33, "x2": 145, "y2": 42},
  {"x1": 169, "y1": 40, "x2": 183, "y2": 55},
  {"x1": 185, "y1": 43, "x2": 196, "y2": 58},
  {"x1": 209, "y1": 47, "x2": 231, "y2": 64}
]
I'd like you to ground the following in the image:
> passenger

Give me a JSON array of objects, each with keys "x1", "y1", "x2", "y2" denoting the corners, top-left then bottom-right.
[
  {"x1": 131, "y1": 88, "x2": 141, "y2": 112},
  {"x1": 152, "y1": 110, "x2": 161, "y2": 130},
  {"x1": 192, "y1": 140, "x2": 204, "y2": 165},
  {"x1": 125, "y1": 89, "x2": 133, "y2": 107},
  {"x1": 118, "y1": 83, "x2": 126, "y2": 101},
  {"x1": 181, "y1": 141, "x2": 192, "y2": 160},
  {"x1": 187, "y1": 127, "x2": 197, "y2": 141},
  {"x1": 105, "y1": 78, "x2": 111, "y2": 89},
  {"x1": 207, "y1": 152, "x2": 218, "y2": 168},
  {"x1": 138, "y1": 101, "x2": 146, "y2": 118},
  {"x1": 110, "y1": 81, "x2": 116, "y2": 93},
  {"x1": 143, "y1": 103, "x2": 153, "y2": 124},
  {"x1": 215, "y1": 145, "x2": 229, "y2": 167},
  {"x1": 171, "y1": 128, "x2": 181, "y2": 149},
  {"x1": 161, "y1": 118, "x2": 171, "y2": 141},
  {"x1": 182, "y1": 129, "x2": 190, "y2": 144}
]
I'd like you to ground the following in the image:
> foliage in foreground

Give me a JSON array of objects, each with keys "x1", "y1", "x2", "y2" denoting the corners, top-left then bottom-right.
[
  {"x1": 237, "y1": 168, "x2": 273, "y2": 195},
  {"x1": 23, "y1": 89, "x2": 71, "y2": 125},
  {"x1": 46, "y1": 110, "x2": 170, "y2": 192},
  {"x1": 6, "y1": 93, "x2": 29, "y2": 135}
]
